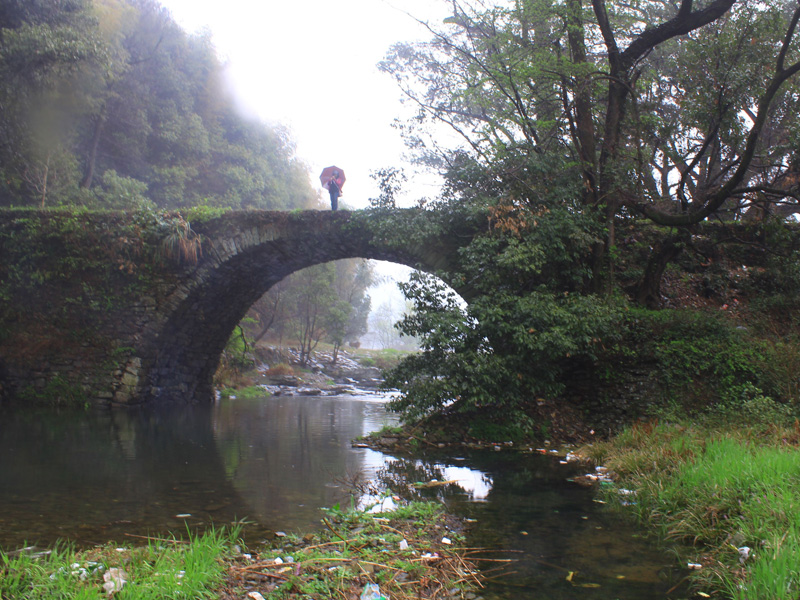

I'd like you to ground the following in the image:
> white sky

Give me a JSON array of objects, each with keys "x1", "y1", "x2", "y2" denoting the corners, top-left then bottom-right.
[{"x1": 159, "y1": 0, "x2": 449, "y2": 209}]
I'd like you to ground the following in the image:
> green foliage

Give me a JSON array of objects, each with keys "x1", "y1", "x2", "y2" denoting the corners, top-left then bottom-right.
[
  {"x1": 382, "y1": 165, "x2": 623, "y2": 420},
  {"x1": 0, "y1": 0, "x2": 316, "y2": 211},
  {"x1": 91, "y1": 170, "x2": 153, "y2": 210},
  {"x1": 183, "y1": 204, "x2": 231, "y2": 224},
  {"x1": 467, "y1": 410, "x2": 535, "y2": 443},
  {"x1": 620, "y1": 308, "x2": 800, "y2": 413},
  {"x1": 221, "y1": 325, "x2": 254, "y2": 369},
  {"x1": 18, "y1": 375, "x2": 87, "y2": 408}
]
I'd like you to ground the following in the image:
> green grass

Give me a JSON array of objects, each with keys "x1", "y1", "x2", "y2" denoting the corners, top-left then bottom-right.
[
  {"x1": 0, "y1": 527, "x2": 240, "y2": 599},
  {"x1": 584, "y1": 422, "x2": 800, "y2": 598}
]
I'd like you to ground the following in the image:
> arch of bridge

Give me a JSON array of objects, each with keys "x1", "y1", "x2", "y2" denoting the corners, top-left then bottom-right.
[{"x1": 136, "y1": 210, "x2": 466, "y2": 403}]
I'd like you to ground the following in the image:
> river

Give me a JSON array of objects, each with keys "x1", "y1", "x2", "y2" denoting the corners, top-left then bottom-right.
[{"x1": 0, "y1": 393, "x2": 682, "y2": 598}]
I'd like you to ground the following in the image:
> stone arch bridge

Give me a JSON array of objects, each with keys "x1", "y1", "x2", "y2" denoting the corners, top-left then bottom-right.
[{"x1": 0, "y1": 209, "x2": 478, "y2": 406}]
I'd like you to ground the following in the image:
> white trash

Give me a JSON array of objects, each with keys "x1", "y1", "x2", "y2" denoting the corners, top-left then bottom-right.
[
  {"x1": 738, "y1": 546, "x2": 751, "y2": 564},
  {"x1": 102, "y1": 568, "x2": 128, "y2": 595},
  {"x1": 368, "y1": 496, "x2": 398, "y2": 514}
]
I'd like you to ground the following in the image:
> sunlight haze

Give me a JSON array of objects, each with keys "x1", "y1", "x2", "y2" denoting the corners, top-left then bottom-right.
[{"x1": 159, "y1": 0, "x2": 447, "y2": 209}]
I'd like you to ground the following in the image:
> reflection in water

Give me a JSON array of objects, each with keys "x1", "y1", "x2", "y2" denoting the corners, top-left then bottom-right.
[
  {"x1": 0, "y1": 395, "x2": 393, "y2": 549},
  {"x1": 0, "y1": 394, "x2": 681, "y2": 598},
  {"x1": 374, "y1": 452, "x2": 683, "y2": 599},
  {"x1": 211, "y1": 395, "x2": 393, "y2": 528}
]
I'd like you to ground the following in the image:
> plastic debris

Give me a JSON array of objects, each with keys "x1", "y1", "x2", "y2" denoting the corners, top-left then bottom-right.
[
  {"x1": 441, "y1": 536, "x2": 452, "y2": 545},
  {"x1": 102, "y1": 568, "x2": 128, "y2": 595},
  {"x1": 399, "y1": 539, "x2": 409, "y2": 550},
  {"x1": 175, "y1": 513, "x2": 191, "y2": 518},
  {"x1": 413, "y1": 479, "x2": 459, "y2": 488},
  {"x1": 367, "y1": 496, "x2": 398, "y2": 514},
  {"x1": 738, "y1": 546, "x2": 751, "y2": 564},
  {"x1": 688, "y1": 562, "x2": 703, "y2": 570},
  {"x1": 274, "y1": 557, "x2": 284, "y2": 565},
  {"x1": 360, "y1": 582, "x2": 388, "y2": 600}
]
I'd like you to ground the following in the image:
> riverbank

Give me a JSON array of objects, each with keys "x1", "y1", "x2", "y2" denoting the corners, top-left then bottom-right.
[
  {"x1": 216, "y1": 345, "x2": 408, "y2": 400},
  {"x1": 0, "y1": 500, "x2": 484, "y2": 599},
  {"x1": 359, "y1": 410, "x2": 800, "y2": 600},
  {"x1": 217, "y1": 500, "x2": 483, "y2": 599},
  {"x1": 576, "y1": 418, "x2": 800, "y2": 599}
]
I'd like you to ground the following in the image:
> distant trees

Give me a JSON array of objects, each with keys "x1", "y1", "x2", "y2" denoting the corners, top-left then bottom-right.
[
  {"x1": 0, "y1": 0, "x2": 317, "y2": 209},
  {"x1": 243, "y1": 260, "x2": 375, "y2": 365}
]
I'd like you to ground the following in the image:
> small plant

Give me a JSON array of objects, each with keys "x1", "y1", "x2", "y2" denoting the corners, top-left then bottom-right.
[
  {"x1": 158, "y1": 215, "x2": 203, "y2": 265},
  {"x1": 266, "y1": 363, "x2": 295, "y2": 377}
]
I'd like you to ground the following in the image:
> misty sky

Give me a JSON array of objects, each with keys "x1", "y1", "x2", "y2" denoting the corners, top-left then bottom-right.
[{"x1": 159, "y1": 0, "x2": 449, "y2": 209}]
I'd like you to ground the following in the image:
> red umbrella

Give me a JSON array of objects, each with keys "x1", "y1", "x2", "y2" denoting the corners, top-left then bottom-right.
[{"x1": 320, "y1": 166, "x2": 346, "y2": 190}]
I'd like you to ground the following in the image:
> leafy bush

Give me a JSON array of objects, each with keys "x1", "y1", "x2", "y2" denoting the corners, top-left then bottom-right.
[
  {"x1": 93, "y1": 170, "x2": 154, "y2": 210},
  {"x1": 617, "y1": 308, "x2": 800, "y2": 416},
  {"x1": 380, "y1": 174, "x2": 623, "y2": 421}
]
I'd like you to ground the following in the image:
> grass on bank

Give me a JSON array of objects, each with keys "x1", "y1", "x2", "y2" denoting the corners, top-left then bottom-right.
[
  {"x1": 582, "y1": 419, "x2": 800, "y2": 599},
  {"x1": 0, "y1": 501, "x2": 482, "y2": 600},
  {"x1": 0, "y1": 527, "x2": 240, "y2": 599}
]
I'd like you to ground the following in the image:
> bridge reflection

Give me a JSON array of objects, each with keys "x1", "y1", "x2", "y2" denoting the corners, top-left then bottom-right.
[{"x1": 0, "y1": 394, "x2": 393, "y2": 549}]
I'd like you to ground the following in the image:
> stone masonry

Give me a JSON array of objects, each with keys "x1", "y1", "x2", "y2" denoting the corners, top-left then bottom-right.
[{"x1": 0, "y1": 209, "x2": 472, "y2": 406}]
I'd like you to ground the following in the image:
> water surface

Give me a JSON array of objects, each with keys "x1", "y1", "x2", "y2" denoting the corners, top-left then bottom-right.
[
  {"x1": 0, "y1": 395, "x2": 392, "y2": 548},
  {"x1": 0, "y1": 393, "x2": 683, "y2": 597}
]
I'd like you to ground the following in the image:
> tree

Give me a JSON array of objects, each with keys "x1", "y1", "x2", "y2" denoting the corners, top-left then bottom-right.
[
  {"x1": 0, "y1": 0, "x2": 106, "y2": 205},
  {"x1": 330, "y1": 259, "x2": 373, "y2": 361},
  {"x1": 245, "y1": 260, "x2": 375, "y2": 365},
  {"x1": 381, "y1": 0, "x2": 800, "y2": 298},
  {"x1": 0, "y1": 0, "x2": 318, "y2": 210},
  {"x1": 380, "y1": 180, "x2": 620, "y2": 421}
]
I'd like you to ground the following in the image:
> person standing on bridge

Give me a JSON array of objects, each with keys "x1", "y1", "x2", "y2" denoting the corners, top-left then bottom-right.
[{"x1": 320, "y1": 166, "x2": 345, "y2": 211}]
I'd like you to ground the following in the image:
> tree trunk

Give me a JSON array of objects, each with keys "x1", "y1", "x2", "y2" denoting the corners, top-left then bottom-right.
[
  {"x1": 635, "y1": 234, "x2": 685, "y2": 308},
  {"x1": 40, "y1": 152, "x2": 51, "y2": 209},
  {"x1": 80, "y1": 113, "x2": 105, "y2": 189}
]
